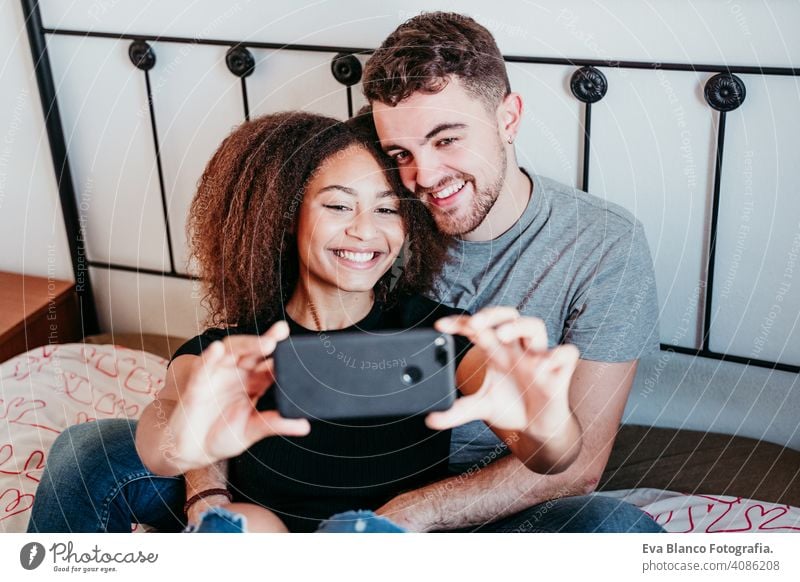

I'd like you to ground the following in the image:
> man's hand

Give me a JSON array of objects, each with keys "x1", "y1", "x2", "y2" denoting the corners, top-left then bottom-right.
[
  {"x1": 378, "y1": 358, "x2": 638, "y2": 531},
  {"x1": 167, "y1": 321, "x2": 310, "y2": 471},
  {"x1": 427, "y1": 307, "x2": 578, "y2": 436}
]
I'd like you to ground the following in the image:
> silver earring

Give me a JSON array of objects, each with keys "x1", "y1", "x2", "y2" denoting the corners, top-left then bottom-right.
[{"x1": 507, "y1": 136, "x2": 514, "y2": 144}]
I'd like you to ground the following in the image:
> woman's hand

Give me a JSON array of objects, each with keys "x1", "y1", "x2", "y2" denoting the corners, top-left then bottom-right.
[
  {"x1": 167, "y1": 321, "x2": 310, "y2": 471},
  {"x1": 426, "y1": 307, "x2": 579, "y2": 439}
]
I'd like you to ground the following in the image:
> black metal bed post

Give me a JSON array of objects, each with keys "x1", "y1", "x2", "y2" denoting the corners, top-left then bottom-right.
[
  {"x1": 702, "y1": 73, "x2": 747, "y2": 352},
  {"x1": 226, "y1": 46, "x2": 255, "y2": 121},
  {"x1": 20, "y1": 0, "x2": 100, "y2": 335},
  {"x1": 570, "y1": 66, "x2": 608, "y2": 192},
  {"x1": 581, "y1": 103, "x2": 592, "y2": 191},
  {"x1": 128, "y1": 40, "x2": 177, "y2": 275},
  {"x1": 241, "y1": 77, "x2": 251, "y2": 121},
  {"x1": 331, "y1": 53, "x2": 362, "y2": 118}
]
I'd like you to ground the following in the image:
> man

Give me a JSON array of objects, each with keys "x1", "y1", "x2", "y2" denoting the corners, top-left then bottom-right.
[{"x1": 356, "y1": 12, "x2": 662, "y2": 532}]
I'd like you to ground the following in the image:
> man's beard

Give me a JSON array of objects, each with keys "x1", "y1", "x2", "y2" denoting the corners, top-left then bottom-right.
[{"x1": 428, "y1": 146, "x2": 507, "y2": 236}]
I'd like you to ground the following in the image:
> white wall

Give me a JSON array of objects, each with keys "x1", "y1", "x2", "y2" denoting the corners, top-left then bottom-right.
[
  {"x1": 0, "y1": 0, "x2": 72, "y2": 281},
  {"x1": 2, "y1": 0, "x2": 798, "y2": 446}
]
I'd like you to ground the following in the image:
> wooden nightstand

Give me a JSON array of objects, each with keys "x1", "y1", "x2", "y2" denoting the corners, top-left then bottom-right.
[{"x1": 0, "y1": 271, "x2": 83, "y2": 362}]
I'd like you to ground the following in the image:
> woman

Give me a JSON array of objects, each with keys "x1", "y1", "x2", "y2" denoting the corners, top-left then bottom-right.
[{"x1": 29, "y1": 112, "x2": 580, "y2": 533}]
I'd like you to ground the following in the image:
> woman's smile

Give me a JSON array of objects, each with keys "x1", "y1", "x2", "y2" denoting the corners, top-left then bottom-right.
[{"x1": 330, "y1": 248, "x2": 386, "y2": 270}]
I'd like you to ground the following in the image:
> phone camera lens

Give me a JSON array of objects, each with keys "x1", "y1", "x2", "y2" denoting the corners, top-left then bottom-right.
[{"x1": 401, "y1": 366, "x2": 423, "y2": 385}]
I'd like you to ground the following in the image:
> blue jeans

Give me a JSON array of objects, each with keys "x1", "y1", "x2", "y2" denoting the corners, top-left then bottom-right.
[
  {"x1": 188, "y1": 508, "x2": 406, "y2": 533},
  {"x1": 28, "y1": 419, "x2": 663, "y2": 533},
  {"x1": 27, "y1": 419, "x2": 186, "y2": 533}
]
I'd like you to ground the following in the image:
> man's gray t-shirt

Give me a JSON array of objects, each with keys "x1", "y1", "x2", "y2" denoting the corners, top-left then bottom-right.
[{"x1": 430, "y1": 172, "x2": 661, "y2": 471}]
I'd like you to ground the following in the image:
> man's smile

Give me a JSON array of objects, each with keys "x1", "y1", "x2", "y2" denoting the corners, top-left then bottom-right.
[
  {"x1": 423, "y1": 179, "x2": 470, "y2": 209},
  {"x1": 430, "y1": 180, "x2": 466, "y2": 200}
]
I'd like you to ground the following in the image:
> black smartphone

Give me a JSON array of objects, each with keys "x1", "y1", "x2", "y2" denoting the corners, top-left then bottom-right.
[{"x1": 273, "y1": 329, "x2": 457, "y2": 420}]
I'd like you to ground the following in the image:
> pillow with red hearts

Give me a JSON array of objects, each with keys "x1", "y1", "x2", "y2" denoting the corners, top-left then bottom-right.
[{"x1": 0, "y1": 344, "x2": 166, "y2": 532}]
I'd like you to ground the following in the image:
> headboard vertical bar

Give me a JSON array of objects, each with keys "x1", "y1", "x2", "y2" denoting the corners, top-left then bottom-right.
[
  {"x1": 346, "y1": 86, "x2": 354, "y2": 118},
  {"x1": 570, "y1": 66, "x2": 607, "y2": 193},
  {"x1": 581, "y1": 102, "x2": 592, "y2": 192},
  {"x1": 142, "y1": 68, "x2": 177, "y2": 274},
  {"x1": 225, "y1": 45, "x2": 254, "y2": 121},
  {"x1": 20, "y1": 0, "x2": 100, "y2": 335},
  {"x1": 702, "y1": 110, "x2": 728, "y2": 352},
  {"x1": 241, "y1": 77, "x2": 250, "y2": 121},
  {"x1": 701, "y1": 72, "x2": 746, "y2": 353}
]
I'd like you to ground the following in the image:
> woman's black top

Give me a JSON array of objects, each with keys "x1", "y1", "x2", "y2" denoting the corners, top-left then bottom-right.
[{"x1": 170, "y1": 294, "x2": 471, "y2": 532}]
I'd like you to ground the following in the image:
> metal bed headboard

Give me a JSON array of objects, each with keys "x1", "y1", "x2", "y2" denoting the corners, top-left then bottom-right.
[{"x1": 21, "y1": 0, "x2": 800, "y2": 374}]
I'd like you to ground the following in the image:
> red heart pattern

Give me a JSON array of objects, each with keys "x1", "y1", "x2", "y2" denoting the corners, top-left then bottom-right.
[
  {"x1": 124, "y1": 366, "x2": 162, "y2": 394},
  {"x1": 94, "y1": 392, "x2": 139, "y2": 418},
  {"x1": 0, "y1": 488, "x2": 34, "y2": 522},
  {"x1": 603, "y1": 491, "x2": 800, "y2": 534},
  {"x1": 0, "y1": 397, "x2": 58, "y2": 433},
  {"x1": 0, "y1": 342, "x2": 169, "y2": 532}
]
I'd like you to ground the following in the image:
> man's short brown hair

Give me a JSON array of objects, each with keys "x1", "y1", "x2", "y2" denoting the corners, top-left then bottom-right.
[{"x1": 363, "y1": 12, "x2": 511, "y2": 110}]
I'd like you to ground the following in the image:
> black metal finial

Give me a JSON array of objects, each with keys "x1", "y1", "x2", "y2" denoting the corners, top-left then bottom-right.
[
  {"x1": 704, "y1": 73, "x2": 746, "y2": 112},
  {"x1": 331, "y1": 53, "x2": 362, "y2": 87},
  {"x1": 226, "y1": 46, "x2": 255, "y2": 78},
  {"x1": 570, "y1": 66, "x2": 608, "y2": 104},
  {"x1": 128, "y1": 41, "x2": 155, "y2": 71}
]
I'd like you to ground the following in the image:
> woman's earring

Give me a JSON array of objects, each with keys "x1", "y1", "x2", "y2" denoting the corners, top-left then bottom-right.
[{"x1": 507, "y1": 135, "x2": 515, "y2": 144}]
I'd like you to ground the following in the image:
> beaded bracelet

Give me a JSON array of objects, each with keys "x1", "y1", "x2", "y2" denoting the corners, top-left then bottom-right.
[{"x1": 183, "y1": 488, "x2": 233, "y2": 514}]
